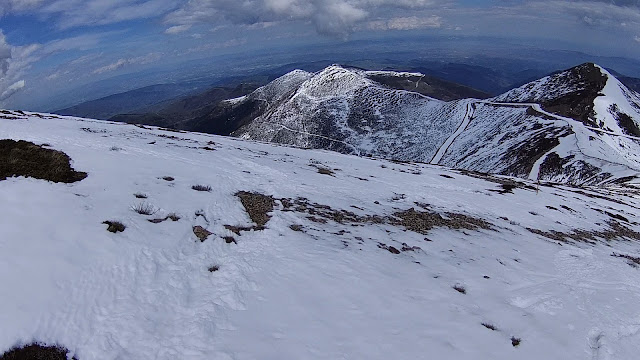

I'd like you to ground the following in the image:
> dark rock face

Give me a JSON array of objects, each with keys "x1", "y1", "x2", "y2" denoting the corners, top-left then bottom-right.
[
  {"x1": 495, "y1": 63, "x2": 608, "y2": 127},
  {"x1": 540, "y1": 63, "x2": 607, "y2": 126}
]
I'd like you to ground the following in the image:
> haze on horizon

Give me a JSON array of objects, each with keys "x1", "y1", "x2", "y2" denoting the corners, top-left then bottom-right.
[{"x1": 1, "y1": 0, "x2": 639, "y2": 111}]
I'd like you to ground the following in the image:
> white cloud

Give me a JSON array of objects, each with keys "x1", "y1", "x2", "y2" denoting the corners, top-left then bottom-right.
[
  {"x1": 165, "y1": 24, "x2": 191, "y2": 34},
  {"x1": 635, "y1": 35, "x2": 640, "y2": 42},
  {"x1": 92, "y1": 52, "x2": 162, "y2": 74},
  {"x1": 164, "y1": 0, "x2": 448, "y2": 36},
  {"x1": 0, "y1": 79, "x2": 25, "y2": 100},
  {"x1": 1, "y1": 0, "x2": 180, "y2": 29},
  {"x1": 367, "y1": 15, "x2": 442, "y2": 31}
]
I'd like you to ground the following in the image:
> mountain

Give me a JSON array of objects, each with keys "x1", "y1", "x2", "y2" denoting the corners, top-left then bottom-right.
[
  {"x1": 55, "y1": 83, "x2": 203, "y2": 120},
  {"x1": 220, "y1": 63, "x2": 640, "y2": 186},
  {"x1": 2, "y1": 110, "x2": 640, "y2": 359},
  {"x1": 105, "y1": 67, "x2": 489, "y2": 132},
  {"x1": 109, "y1": 83, "x2": 260, "y2": 128}
]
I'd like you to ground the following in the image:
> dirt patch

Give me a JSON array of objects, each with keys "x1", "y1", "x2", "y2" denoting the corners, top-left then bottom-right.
[
  {"x1": 224, "y1": 224, "x2": 256, "y2": 235},
  {"x1": 281, "y1": 197, "x2": 385, "y2": 225},
  {"x1": 235, "y1": 191, "x2": 276, "y2": 227},
  {"x1": 223, "y1": 236, "x2": 237, "y2": 244},
  {"x1": 148, "y1": 213, "x2": 180, "y2": 224},
  {"x1": 317, "y1": 167, "x2": 335, "y2": 176},
  {"x1": 457, "y1": 169, "x2": 536, "y2": 191},
  {"x1": 193, "y1": 226, "x2": 213, "y2": 242},
  {"x1": 103, "y1": 221, "x2": 125, "y2": 233},
  {"x1": 0, "y1": 140, "x2": 87, "y2": 183},
  {"x1": 0, "y1": 343, "x2": 77, "y2": 360},
  {"x1": 528, "y1": 220, "x2": 640, "y2": 244},
  {"x1": 391, "y1": 208, "x2": 492, "y2": 235}
]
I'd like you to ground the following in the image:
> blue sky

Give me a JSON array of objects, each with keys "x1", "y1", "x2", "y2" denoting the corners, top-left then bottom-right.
[{"x1": 1, "y1": 0, "x2": 640, "y2": 110}]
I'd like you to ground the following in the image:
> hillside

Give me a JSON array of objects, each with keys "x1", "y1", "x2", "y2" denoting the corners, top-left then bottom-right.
[
  {"x1": 226, "y1": 63, "x2": 640, "y2": 186},
  {"x1": 1, "y1": 110, "x2": 640, "y2": 359}
]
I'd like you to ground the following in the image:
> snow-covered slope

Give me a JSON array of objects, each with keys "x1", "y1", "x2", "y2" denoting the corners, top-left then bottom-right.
[
  {"x1": 2, "y1": 112, "x2": 640, "y2": 360},
  {"x1": 228, "y1": 64, "x2": 640, "y2": 185}
]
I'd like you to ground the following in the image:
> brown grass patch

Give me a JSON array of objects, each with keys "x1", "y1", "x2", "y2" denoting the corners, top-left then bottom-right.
[
  {"x1": 0, "y1": 343, "x2": 77, "y2": 360},
  {"x1": 235, "y1": 191, "x2": 276, "y2": 227},
  {"x1": 193, "y1": 226, "x2": 212, "y2": 242},
  {"x1": 103, "y1": 221, "x2": 125, "y2": 233},
  {"x1": 0, "y1": 140, "x2": 87, "y2": 183}
]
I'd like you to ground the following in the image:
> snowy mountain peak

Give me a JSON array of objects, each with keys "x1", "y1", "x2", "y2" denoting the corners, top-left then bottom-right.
[{"x1": 494, "y1": 63, "x2": 640, "y2": 137}]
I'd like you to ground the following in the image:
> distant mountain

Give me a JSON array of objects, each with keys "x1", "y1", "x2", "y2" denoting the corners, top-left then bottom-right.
[
  {"x1": 109, "y1": 83, "x2": 260, "y2": 128},
  {"x1": 222, "y1": 63, "x2": 640, "y2": 185},
  {"x1": 55, "y1": 83, "x2": 203, "y2": 120}
]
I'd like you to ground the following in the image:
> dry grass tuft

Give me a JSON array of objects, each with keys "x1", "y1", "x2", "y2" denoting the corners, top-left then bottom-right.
[{"x1": 192, "y1": 184, "x2": 212, "y2": 192}]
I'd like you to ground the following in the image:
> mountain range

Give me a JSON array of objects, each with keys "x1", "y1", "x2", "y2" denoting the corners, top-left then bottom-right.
[{"x1": 211, "y1": 63, "x2": 640, "y2": 186}]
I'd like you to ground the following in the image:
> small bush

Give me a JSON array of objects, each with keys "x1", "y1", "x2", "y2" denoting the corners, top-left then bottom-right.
[
  {"x1": 223, "y1": 236, "x2": 237, "y2": 244},
  {"x1": 482, "y1": 323, "x2": 498, "y2": 331},
  {"x1": 192, "y1": 184, "x2": 212, "y2": 192},
  {"x1": 162, "y1": 176, "x2": 174, "y2": 181},
  {"x1": 0, "y1": 343, "x2": 77, "y2": 360},
  {"x1": 134, "y1": 193, "x2": 148, "y2": 199},
  {"x1": 317, "y1": 167, "x2": 334, "y2": 176},
  {"x1": 167, "y1": 213, "x2": 180, "y2": 221},
  {"x1": 103, "y1": 220, "x2": 126, "y2": 233},
  {"x1": 109, "y1": 146, "x2": 122, "y2": 151},
  {"x1": 208, "y1": 265, "x2": 220, "y2": 272},
  {"x1": 131, "y1": 202, "x2": 157, "y2": 215},
  {"x1": 453, "y1": 284, "x2": 466, "y2": 294},
  {"x1": 511, "y1": 337, "x2": 521, "y2": 347}
]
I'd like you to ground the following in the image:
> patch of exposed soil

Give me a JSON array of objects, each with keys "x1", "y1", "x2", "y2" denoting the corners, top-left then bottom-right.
[
  {"x1": 193, "y1": 226, "x2": 213, "y2": 242},
  {"x1": 235, "y1": 191, "x2": 276, "y2": 227},
  {"x1": 390, "y1": 208, "x2": 492, "y2": 234},
  {"x1": 528, "y1": 220, "x2": 640, "y2": 244}
]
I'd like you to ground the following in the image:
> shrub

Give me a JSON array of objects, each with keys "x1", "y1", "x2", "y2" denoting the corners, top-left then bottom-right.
[
  {"x1": 482, "y1": 323, "x2": 498, "y2": 331},
  {"x1": 317, "y1": 167, "x2": 334, "y2": 176},
  {"x1": 131, "y1": 202, "x2": 157, "y2": 215},
  {"x1": 134, "y1": 193, "x2": 148, "y2": 199},
  {"x1": 453, "y1": 284, "x2": 466, "y2": 294},
  {"x1": 208, "y1": 265, "x2": 220, "y2": 272},
  {"x1": 167, "y1": 213, "x2": 180, "y2": 221},
  {"x1": 103, "y1": 221, "x2": 126, "y2": 233},
  {"x1": 162, "y1": 176, "x2": 174, "y2": 181},
  {"x1": 192, "y1": 184, "x2": 212, "y2": 192}
]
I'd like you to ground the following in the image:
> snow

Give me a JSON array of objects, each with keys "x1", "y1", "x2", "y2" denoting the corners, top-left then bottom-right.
[
  {"x1": 1, "y1": 113, "x2": 640, "y2": 359},
  {"x1": 233, "y1": 64, "x2": 640, "y2": 185},
  {"x1": 592, "y1": 65, "x2": 640, "y2": 136},
  {"x1": 221, "y1": 95, "x2": 247, "y2": 105}
]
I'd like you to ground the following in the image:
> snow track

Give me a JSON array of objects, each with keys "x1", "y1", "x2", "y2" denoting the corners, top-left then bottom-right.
[{"x1": 431, "y1": 101, "x2": 474, "y2": 165}]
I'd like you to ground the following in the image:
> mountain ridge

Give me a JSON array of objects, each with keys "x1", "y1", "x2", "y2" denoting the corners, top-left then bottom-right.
[{"x1": 226, "y1": 62, "x2": 640, "y2": 186}]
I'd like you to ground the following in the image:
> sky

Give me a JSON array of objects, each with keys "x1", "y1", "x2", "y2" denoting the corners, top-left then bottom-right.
[{"x1": 0, "y1": 0, "x2": 640, "y2": 110}]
